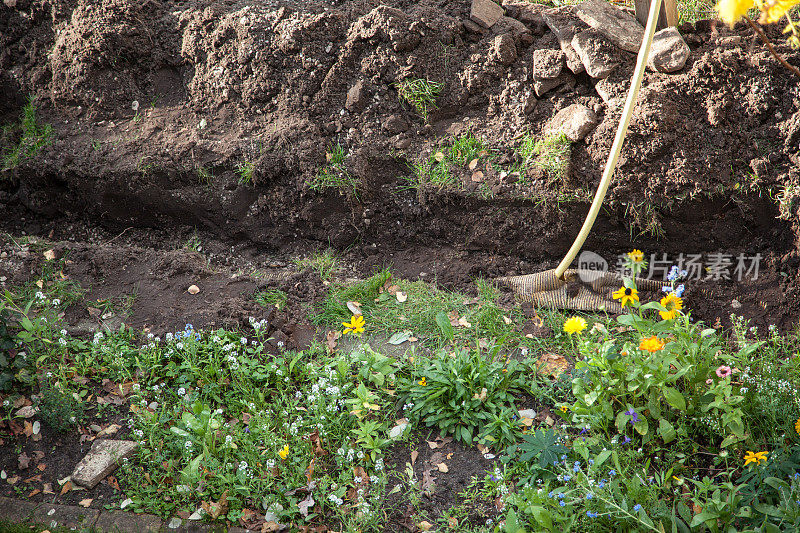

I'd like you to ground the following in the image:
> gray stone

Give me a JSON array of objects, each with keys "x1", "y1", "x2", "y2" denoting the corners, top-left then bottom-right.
[
  {"x1": 647, "y1": 27, "x2": 690, "y2": 73},
  {"x1": 490, "y1": 33, "x2": 517, "y2": 66},
  {"x1": 548, "y1": 103, "x2": 600, "y2": 141},
  {"x1": 0, "y1": 496, "x2": 38, "y2": 523},
  {"x1": 24, "y1": 502, "x2": 100, "y2": 530},
  {"x1": 95, "y1": 510, "x2": 162, "y2": 532},
  {"x1": 533, "y1": 72, "x2": 575, "y2": 97},
  {"x1": 495, "y1": 15, "x2": 530, "y2": 35},
  {"x1": 574, "y1": 0, "x2": 644, "y2": 53},
  {"x1": 71, "y1": 439, "x2": 138, "y2": 489},
  {"x1": 383, "y1": 114, "x2": 408, "y2": 135},
  {"x1": 345, "y1": 80, "x2": 368, "y2": 112},
  {"x1": 462, "y1": 18, "x2": 486, "y2": 33},
  {"x1": 533, "y1": 49, "x2": 565, "y2": 79},
  {"x1": 542, "y1": 7, "x2": 587, "y2": 74},
  {"x1": 470, "y1": 0, "x2": 504, "y2": 28},
  {"x1": 571, "y1": 29, "x2": 620, "y2": 79},
  {"x1": 594, "y1": 64, "x2": 632, "y2": 107}
]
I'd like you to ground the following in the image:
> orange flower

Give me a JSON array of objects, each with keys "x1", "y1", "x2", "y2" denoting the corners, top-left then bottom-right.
[{"x1": 639, "y1": 336, "x2": 665, "y2": 353}]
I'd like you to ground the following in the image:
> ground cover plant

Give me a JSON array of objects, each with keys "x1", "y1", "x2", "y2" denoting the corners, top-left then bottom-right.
[{"x1": 1, "y1": 243, "x2": 800, "y2": 532}]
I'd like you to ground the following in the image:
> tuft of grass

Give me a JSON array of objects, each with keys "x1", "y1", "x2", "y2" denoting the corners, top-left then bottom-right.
[
  {"x1": 197, "y1": 165, "x2": 213, "y2": 186},
  {"x1": 185, "y1": 232, "x2": 202, "y2": 253},
  {"x1": 295, "y1": 249, "x2": 340, "y2": 281},
  {"x1": 533, "y1": 132, "x2": 572, "y2": 184},
  {"x1": 255, "y1": 288, "x2": 288, "y2": 310},
  {"x1": 313, "y1": 269, "x2": 392, "y2": 325},
  {"x1": 1, "y1": 97, "x2": 53, "y2": 173},
  {"x1": 404, "y1": 134, "x2": 495, "y2": 191},
  {"x1": 308, "y1": 143, "x2": 360, "y2": 198},
  {"x1": 396, "y1": 78, "x2": 444, "y2": 121},
  {"x1": 236, "y1": 159, "x2": 255, "y2": 185},
  {"x1": 776, "y1": 182, "x2": 800, "y2": 220}
]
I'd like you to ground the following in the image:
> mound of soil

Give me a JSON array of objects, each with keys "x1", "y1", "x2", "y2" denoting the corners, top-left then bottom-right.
[{"x1": 2, "y1": 0, "x2": 800, "y2": 328}]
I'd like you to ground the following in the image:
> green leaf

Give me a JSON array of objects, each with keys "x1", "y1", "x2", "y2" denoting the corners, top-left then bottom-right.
[
  {"x1": 658, "y1": 418, "x2": 676, "y2": 443},
  {"x1": 504, "y1": 508, "x2": 527, "y2": 533},
  {"x1": 690, "y1": 511, "x2": 720, "y2": 528},
  {"x1": 435, "y1": 311, "x2": 454, "y2": 342},
  {"x1": 662, "y1": 386, "x2": 686, "y2": 411}
]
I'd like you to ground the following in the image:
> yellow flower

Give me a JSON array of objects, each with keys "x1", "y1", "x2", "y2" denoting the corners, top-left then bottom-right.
[
  {"x1": 342, "y1": 314, "x2": 365, "y2": 335},
  {"x1": 627, "y1": 249, "x2": 644, "y2": 263},
  {"x1": 716, "y1": 0, "x2": 754, "y2": 25},
  {"x1": 659, "y1": 293, "x2": 683, "y2": 320},
  {"x1": 612, "y1": 286, "x2": 639, "y2": 307},
  {"x1": 743, "y1": 450, "x2": 768, "y2": 466},
  {"x1": 418, "y1": 377, "x2": 427, "y2": 386},
  {"x1": 795, "y1": 417, "x2": 800, "y2": 436},
  {"x1": 760, "y1": 0, "x2": 797, "y2": 23},
  {"x1": 639, "y1": 336, "x2": 665, "y2": 353},
  {"x1": 278, "y1": 444, "x2": 289, "y2": 460},
  {"x1": 563, "y1": 316, "x2": 587, "y2": 335},
  {"x1": 560, "y1": 405, "x2": 569, "y2": 413}
]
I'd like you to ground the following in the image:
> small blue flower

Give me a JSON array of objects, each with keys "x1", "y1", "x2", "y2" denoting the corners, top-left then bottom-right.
[
  {"x1": 559, "y1": 500, "x2": 566, "y2": 507},
  {"x1": 662, "y1": 285, "x2": 672, "y2": 293},
  {"x1": 625, "y1": 408, "x2": 639, "y2": 424},
  {"x1": 588, "y1": 459, "x2": 594, "y2": 465},
  {"x1": 675, "y1": 284, "x2": 685, "y2": 297},
  {"x1": 586, "y1": 493, "x2": 593, "y2": 500},
  {"x1": 573, "y1": 464, "x2": 580, "y2": 473},
  {"x1": 621, "y1": 435, "x2": 631, "y2": 445},
  {"x1": 548, "y1": 491, "x2": 555, "y2": 498},
  {"x1": 609, "y1": 470, "x2": 616, "y2": 478},
  {"x1": 558, "y1": 493, "x2": 565, "y2": 499},
  {"x1": 561, "y1": 454, "x2": 567, "y2": 460},
  {"x1": 490, "y1": 475, "x2": 499, "y2": 482},
  {"x1": 563, "y1": 475, "x2": 571, "y2": 482},
  {"x1": 633, "y1": 504, "x2": 642, "y2": 512},
  {"x1": 598, "y1": 479, "x2": 607, "y2": 488},
  {"x1": 587, "y1": 511, "x2": 598, "y2": 518}
]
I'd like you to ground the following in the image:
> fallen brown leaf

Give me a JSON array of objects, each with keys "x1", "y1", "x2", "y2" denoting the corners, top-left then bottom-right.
[
  {"x1": 43, "y1": 249, "x2": 56, "y2": 261},
  {"x1": 78, "y1": 498, "x2": 93, "y2": 508},
  {"x1": 418, "y1": 520, "x2": 434, "y2": 531},
  {"x1": 18, "y1": 452, "x2": 30, "y2": 470},
  {"x1": 468, "y1": 158, "x2": 479, "y2": 171},
  {"x1": 437, "y1": 463, "x2": 449, "y2": 473},
  {"x1": 60, "y1": 480, "x2": 72, "y2": 495},
  {"x1": 187, "y1": 284, "x2": 200, "y2": 295},
  {"x1": 410, "y1": 450, "x2": 418, "y2": 465}
]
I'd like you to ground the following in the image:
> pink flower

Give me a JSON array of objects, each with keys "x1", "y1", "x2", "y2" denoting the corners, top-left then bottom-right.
[
  {"x1": 715, "y1": 365, "x2": 732, "y2": 378},
  {"x1": 706, "y1": 378, "x2": 713, "y2": 385}
]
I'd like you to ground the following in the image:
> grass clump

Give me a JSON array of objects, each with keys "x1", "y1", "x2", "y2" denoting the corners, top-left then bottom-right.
[
  {"x1": 255, "y1": 288, "x2": 288, "y2": 310},
  {"x1": 532, "y1": 132, "x2": 572, "y2": 183},
  {"x1": 405, "y1": 134, "x2": 495, "y2": 191},
  {"x1": 1, "y1": 97, "x2": 53, "y2": 173},
  {"x1": 236, "y1": 159, "x2": 255, "y2": 185},
  {"x1": 308, "y1": 143, "x2": 360, "y2": 198},
  {"x1": 295, "y1": 249, "x2": 341, "y2": 281},
  {"x1": 396, "y1": 78, "x2": 443, "y2": 120}
]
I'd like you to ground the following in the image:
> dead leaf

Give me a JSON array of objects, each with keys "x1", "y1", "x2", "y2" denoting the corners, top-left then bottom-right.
[
  {"x1": 457, "y1": 317, "x2": 472, "y2": 328},
  {"x1": 36, "y1": 463, "x2": 46, "y2": 472},
  {"x1": 437, "y1": 463, "x2": 449, "y2": 473},
  {"x1": 15, "y1": 405, "x2": 37, "y2": 418},
  {"x1": 18, "y1": 452, "x2": 30, "y2": 470},
  {"x1": 471, "y1": 171, "x2": 484, "y2": 182},
  {"x1": 201, "y1": 490, "x2": 228, "y2": 520},
  {"x1": 421, "y1": 470, "x2": 436, "y2": 493},
  {"x1": 187, "y1": 284, "x2": 200, "y2": 295},
  {"x1": 346, "y1": 301, "x2": 362, "y2": 315},
  {"x1": 262, "y1": 522, "x2": 283, "y2": 533},
  {"x1": 78, "y1": 498, "x2": 93, "y2": 508},
  {"x1": 60, "y1": 480, "x2": 72, "y2": 495},
  {"x1": 502, "y1": 315, "x2": 512, "y2": 325},
  {"x1": 36, "y1": 279, "x2": 44, "y2": 288},
  {"x1": 396, "y1": 291, "x2": 407, "y2": 303},
  {"x1": 537, "y1": 352, "x2": 569, "y2": 378},
  {"x1": 87, "y1": 307, "x2": 101, "y2": 318},
  {"x1": 43, "y1": 249, "x2": 56, "y2": 261},
  {"x1": 427, "y1": 440, "x2": 439, "y2": 449},
  {"x1": 429, "y1": 452, "x2": 444, "y2": 466},
  {"x1": 43, "y1": 483, "x2": 54, "y2": 494},
  {"x1": 298, "y1": 493, "x2": 315, "y2": 517},
  {"x1": 308, "y1": 431, "x2": 327, "y2": 456},
  {"x1": 418, "y1": 520, "x2": 434, "y2": 531},
  {"x1": 410, "y1": 450, "x2": 418, "y2": 465},
  {"x1": 448, "y1": 516, "x2": 459, "y2": 528},
  {"x1": 468, "y1": 158, "x2": 479, "y2": 171},
  {"x1": 6, "y1": 475, "x2": 19, "y2": 485},
  {"x1": 545, "y1": 415, "x2": 555, "y2": 426},
  {"x1": 433, "y1": 151, "x2": 445, "y2": 162},
  {"x1": 96, "y1": 424, "x2": 121, "y2": 438},
  {"x1": 28, "y1": 489, "x2": 40, "y2": 497},
  {"x1": 23, "y1": 474, "x2": 42, "y2": 484},
  {"x1": 107, "y1": 476, "x2": 120, "y2": 491},
  {"x1": 325, "y1": 330, "x2": 340, "y2": 354}
]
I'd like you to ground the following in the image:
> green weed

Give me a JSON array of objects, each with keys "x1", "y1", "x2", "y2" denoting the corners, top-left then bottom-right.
[
  {"x1": 1, "y1": 97, "x2": 53, "y2": 173},
  {"x1": 308, "y1": 143, "x2": 360, "y2": 197},
  {"x1": 236, "y1": 159, "x2": 255, "y2": 185},
  {"x1": 255, "y1": 288, "x2": 288, "y2": 310},
  {"x1": 396, "y1": 78, "x2": 444, "y2": 120},
  {"x1": 295, "y1": 249, "x2": 340, "y2": 281},
  {"x1": 533, "y1": 132, "x2": 572, "y2": 184}
]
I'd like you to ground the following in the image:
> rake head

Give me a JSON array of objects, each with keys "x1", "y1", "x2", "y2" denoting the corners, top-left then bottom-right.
[{"x1": 497, "y1": 269, "x2": 664, "y2": 313}]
